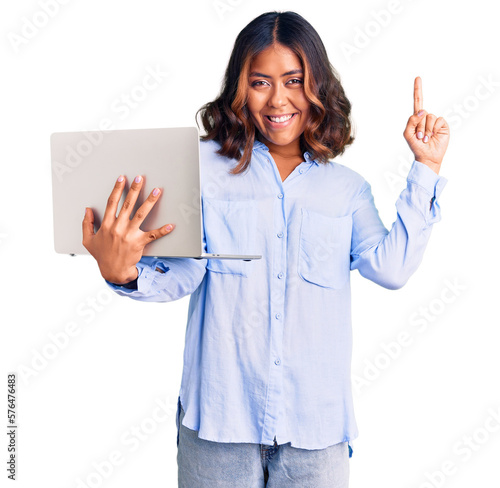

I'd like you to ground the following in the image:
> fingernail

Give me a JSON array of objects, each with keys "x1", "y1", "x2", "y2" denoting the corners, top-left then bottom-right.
[
  {"x1": 117, "y1": 175, "x2": 124, "y2": 182},
  {"x1": 135, "y1": 175, "x2": 142, "y2": 183},
  {"x1": 423, "y1": 135, "x2": 429, "y2": 143},
  {"x1": 417, "y1": 110, "x2": 424, "y2": 116},
  {"x1": 153, "y1": 188, "x2": 160, "y2": 196},
  {"x1": 166, "y1": 224, "x2": 173, "y2": 231},
  {"x1": 417, "y1": 131, "x2": 423, "y2": 139}
]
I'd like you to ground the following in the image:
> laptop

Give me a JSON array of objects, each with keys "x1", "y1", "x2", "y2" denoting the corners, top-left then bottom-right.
[{"x1": 50, "y1": 127, "x2": 261, "y2": 261}]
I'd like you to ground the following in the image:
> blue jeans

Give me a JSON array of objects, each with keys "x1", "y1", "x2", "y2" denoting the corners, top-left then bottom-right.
[{"x1": 176, "y1": 398, "x2": 350, "y2": 487}]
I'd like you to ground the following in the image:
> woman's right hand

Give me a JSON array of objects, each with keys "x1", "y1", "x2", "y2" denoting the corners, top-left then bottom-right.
[{"x1": 82, "y1": 174, "x2": 175, "y2": 284}]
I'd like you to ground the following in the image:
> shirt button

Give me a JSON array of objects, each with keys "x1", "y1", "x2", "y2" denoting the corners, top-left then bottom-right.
[
  {"x1": 277, "y1": 232, "x2": 284, "y2": 238},
  {"x1": 275, "y1": 313, "x2": 281, "y2": 320},
  {"x1": 299, "y1": 168, "x2": 304, "y2": 174},
  {"x1": 275, "y1": 358, "x2": 281, "y2": 365},
  {"x1": 277, "y1": 272, "x2": 284, "y2": 279},
  {"x1": 277, "y1": 193, "x2": 284, "y2": 199}
]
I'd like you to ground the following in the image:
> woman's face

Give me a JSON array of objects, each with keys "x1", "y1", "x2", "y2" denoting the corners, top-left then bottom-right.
[{"x1": 246, "y1": 43, "x2": 311, "y2": 154}]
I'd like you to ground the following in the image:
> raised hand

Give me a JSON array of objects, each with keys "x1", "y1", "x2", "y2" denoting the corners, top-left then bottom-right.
[
  {"x1": 403, "y1": 76, "x2": 450, "y2": 174},
  {"x1": 82, "y1": 175, "x2": 175, "y2": 284}
]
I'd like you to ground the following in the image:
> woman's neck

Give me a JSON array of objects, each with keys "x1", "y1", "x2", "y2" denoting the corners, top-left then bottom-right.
[{"x1": 257, "y1": 135, "x2": 303, "y2": 163}]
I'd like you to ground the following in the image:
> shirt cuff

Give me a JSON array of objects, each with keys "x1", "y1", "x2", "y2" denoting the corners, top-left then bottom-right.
[
  {"x1": 408, "y1": 160, "x2": 448, "y2": 197},
  {"x1": 405, "y1": 160, "x2": 448, "y2": 226},
  {"x1": 105, "y1": 256, "x2": 176, "y2": 298}
]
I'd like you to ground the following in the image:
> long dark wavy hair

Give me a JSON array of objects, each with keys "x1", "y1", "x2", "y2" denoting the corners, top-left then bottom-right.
[{"x1": 197, "y1": 11, "x2": 355, "y2": 174}]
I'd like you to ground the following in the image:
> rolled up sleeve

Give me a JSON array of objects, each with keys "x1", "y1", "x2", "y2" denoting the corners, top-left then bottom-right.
[{"x1": 106, "y1": 256, "x2": 207, "y2": 302}]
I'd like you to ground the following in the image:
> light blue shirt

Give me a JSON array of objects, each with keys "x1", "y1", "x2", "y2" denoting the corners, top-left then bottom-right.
[{"x1": 107, "y1": 139, "x2": 447, "y2": 450}]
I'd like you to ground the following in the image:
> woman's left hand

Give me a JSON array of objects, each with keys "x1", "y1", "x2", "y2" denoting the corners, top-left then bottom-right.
[{"x1": 403, "y1": 76, "x2": 450, "y2": 175}]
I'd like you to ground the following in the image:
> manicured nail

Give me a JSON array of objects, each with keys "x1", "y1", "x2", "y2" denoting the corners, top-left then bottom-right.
[
  {"x1": 166, "y1": 224, "x2": 173, "y2": 231},
  {"x1": 417, "y1": 110, "x2": 424, "y2": 116},
  {"x1": 153, "y1": 188, "x2": 160, "y2": 196},
  {"x1": 423, "y1": 135, "x2": 429, "y2": 143},
  {"x1": 417, "y1": 131, "x2": 423, "y2": 139},
  {"x1": 135, "y1": 175, "x2": 142, "y2": 183},
  {"x1": 117, "y1": 175, "x2": 124, "y2": 182}
]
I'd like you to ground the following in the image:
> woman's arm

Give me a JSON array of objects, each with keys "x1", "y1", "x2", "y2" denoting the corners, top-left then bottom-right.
[{"x1": 351, "y1": 76, "x2": 450, "y2": 288}]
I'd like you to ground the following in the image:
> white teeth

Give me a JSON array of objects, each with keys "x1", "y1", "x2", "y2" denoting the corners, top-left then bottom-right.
[{"x1": 269, "y1": 114, "x2": 293, "y2": 123}]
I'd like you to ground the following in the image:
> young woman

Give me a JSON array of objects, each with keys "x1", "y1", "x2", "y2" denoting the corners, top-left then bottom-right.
[{"x1": 82, "y1": 11, "x2": 449, "y2": 488}]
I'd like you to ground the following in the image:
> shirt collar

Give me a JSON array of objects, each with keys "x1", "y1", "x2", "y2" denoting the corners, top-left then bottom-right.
[
  {"x1": 304, "y1": 151, "x2": 319, "y2": 166},
  {"x1": 253, "y1": 140, "x2": 269, "y2": 152}
]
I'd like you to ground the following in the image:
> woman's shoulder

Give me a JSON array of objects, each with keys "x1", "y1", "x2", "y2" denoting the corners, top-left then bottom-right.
[
  {"x1": 199, "y1": 138, "x2": 222, "y2": 155},
  {"x1": 326, "y1": 159, "x2": 367, "y2": 188},
  {"x1": 198, "y1": 139, "x2": 238, "y2": 180},
  {"x1": 199, "y1": 139, "x2": 230, "y2": 165}
]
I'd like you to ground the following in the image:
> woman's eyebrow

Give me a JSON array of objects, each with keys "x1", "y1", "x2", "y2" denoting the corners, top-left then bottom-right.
[{"x1": 249, "y1": 69, "x2": 303, "y2": 78}]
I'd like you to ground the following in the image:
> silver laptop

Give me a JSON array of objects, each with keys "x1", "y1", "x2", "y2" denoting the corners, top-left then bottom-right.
[{"x1": 50, "y1": 127, "x2": 261, "y2": 261}]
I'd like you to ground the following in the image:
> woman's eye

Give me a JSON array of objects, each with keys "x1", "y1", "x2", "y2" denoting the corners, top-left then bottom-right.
[
  {"x1": 288, "y1": 78, "x2": 304, "y2": 85},
  {"x1": 251, "y1": 80, "x2": 268, "y2": 87}
]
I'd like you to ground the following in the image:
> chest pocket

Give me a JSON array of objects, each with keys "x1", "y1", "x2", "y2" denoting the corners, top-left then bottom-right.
[
  {"x1": 298, "y1": 209, "x2": 352, "y2": 289},
  {"x1": 202, "y1": 197, "x2": 257, "y2": 277}
]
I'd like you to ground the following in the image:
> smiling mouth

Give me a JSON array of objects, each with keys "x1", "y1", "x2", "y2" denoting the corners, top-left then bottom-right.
[{"x1": 266, "y1": 114, "x2": 296, "y2": 123}]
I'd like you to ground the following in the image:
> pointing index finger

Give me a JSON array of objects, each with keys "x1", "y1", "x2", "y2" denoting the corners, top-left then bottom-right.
[{"x1": 414, "y1": 76, "x2": 423, "y2": 114}]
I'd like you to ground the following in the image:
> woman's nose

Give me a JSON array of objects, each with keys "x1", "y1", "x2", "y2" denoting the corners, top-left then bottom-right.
[{"x1": 268, "y1": 85, "x2": 286, "y2": 108}]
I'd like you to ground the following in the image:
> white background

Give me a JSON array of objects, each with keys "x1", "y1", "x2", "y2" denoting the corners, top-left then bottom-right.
[{"x1": 2, "y1": 0, "x2": 499, "y2": 487}]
